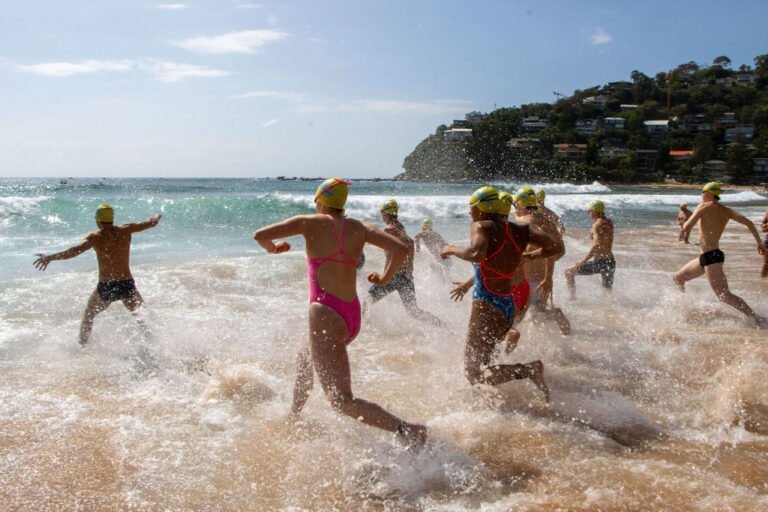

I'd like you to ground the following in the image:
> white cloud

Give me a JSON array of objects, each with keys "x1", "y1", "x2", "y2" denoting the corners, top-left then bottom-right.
[
  {"x1": 590, "y1": 27, "x2": 613, "y2": 46},
  {"x1": 140, "y1": 60, "x2": 230, "y2": 82},
  {"x1": 261, "y1": 119, "x2": 278, "y2": 128},
  {"x1": 337, "y1": 99, "x2": 472, "y2": 115},
  {"x1": 156, "y1": 3, "x2": 188, "y2": 10},
  {"x1": 233, "y1": 91, "x2": 472, "y2": 115},
  {"x1": 234, "y1": 1, "x2": 260, "y2": 8},
  {"x1": 232, "y1": 91, "x2": 313, "y2": 102},
  {"x1": 16, "y1": 59, "x2": 134, "y2": 77},
  {"x1": 173, "y1": 30, "x2": 289, "y2": 54},
  {"x1": 17, "y1": 59, "x2": 229, "y2": 82}
]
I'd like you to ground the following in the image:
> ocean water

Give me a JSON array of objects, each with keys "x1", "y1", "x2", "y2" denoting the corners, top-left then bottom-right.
[{"x1": 1, "y1": 177, "x2": 767, "y2": 510}]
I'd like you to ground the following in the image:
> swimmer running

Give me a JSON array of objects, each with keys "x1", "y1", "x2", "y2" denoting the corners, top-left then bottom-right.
[
  {"x1": 33, "y1": 204, "x2": 161, "y2": 346},
  {"x1": 673, "y1": 182, "x2": 767, "y2": 327},
  {"x1": 254, "y1": 178, "x2": 427, "y2": 448},
  {"x1": 441, "y1": 186, "x2": 563, "y2": 400}
]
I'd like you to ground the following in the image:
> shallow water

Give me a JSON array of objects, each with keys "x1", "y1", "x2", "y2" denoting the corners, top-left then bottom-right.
[{"x1": 1, "y1": 179, "x2": 767, "y2": 510}]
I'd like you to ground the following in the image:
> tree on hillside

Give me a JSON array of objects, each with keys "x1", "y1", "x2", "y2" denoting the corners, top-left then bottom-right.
[
  {"x1": 692, "y1": 134, "x2": 716, "y2": 165},
  {"x1": 726, "y1": 141, "x2": 751, "y2": 184},
  {"x1": 713, "y1": 55, "x2": 732, "y2": 69}
]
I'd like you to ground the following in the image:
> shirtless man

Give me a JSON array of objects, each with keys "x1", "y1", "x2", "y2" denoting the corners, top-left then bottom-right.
[
  {"x1": 367, "y1": 199, "x2": 442, "y2": 326},
  {"x1": 33, "y1": 204, "x2": 161, "y2": 345},
  {"x1": 761, "y1": 208, "x2": 768, "y2": 278},
  {"x1": 673, "y1": 182, "x2": 767, "y2": 326},
  {"x1": 677, "y1": 203, "x2": 693, "y2": 243},
  {"x1": 514, "y1": 189, "x2": 571, "y2": 335},
  {"x1": 414, "y1": 218, "x2": 449, "y2": 262},
  {"x1": 414, "y1": 218, "x2": 450, "y2": 275},
  {"x1": 537, "y1": 189, "x2": 565, "y2": 235},
  {"x1": 565, "y1": 199, "x2": 615, "y2": 299},
  {"x1": 442, "y1": 186, "x2": 563, "y2": 399}
]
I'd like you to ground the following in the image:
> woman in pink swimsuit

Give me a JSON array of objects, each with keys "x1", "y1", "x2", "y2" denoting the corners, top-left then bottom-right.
[{"x1": 254, "y1": 178, "x2": 427, "y2": 448}]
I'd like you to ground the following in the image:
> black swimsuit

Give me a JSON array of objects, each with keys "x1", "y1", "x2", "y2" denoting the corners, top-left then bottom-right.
[
  {"x1": 699, "y1": 249, "x2": 725, "y2": 267},
  {"x1": 97, "y1": 279, "x2": 137, "y2": 302}
]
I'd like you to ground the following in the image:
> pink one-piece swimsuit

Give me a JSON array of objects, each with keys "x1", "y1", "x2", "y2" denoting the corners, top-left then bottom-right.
[{"x1": 307, "y1": 217, "x2": 361, "y2": 342}]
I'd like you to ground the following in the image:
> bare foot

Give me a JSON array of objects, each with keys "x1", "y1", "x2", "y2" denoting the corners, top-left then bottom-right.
[
  {"x1": 503, "y1": 329, "x2": 520, "y2": 355},
  {"x1": 396, "y1": 422, "x2": 428, "y2": 451},
  {"x1": 528, "y1": 360, "x2": 550, "y2": 402}
]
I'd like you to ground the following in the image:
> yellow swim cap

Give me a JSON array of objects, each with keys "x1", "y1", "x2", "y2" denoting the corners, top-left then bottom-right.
[
  {"x1": 513, "y1": 188, "x2": 538, "y2": 208},
  {"x1": 498, "y1": 191, "x2": 513, "y2": 216},
  {"x1": 95, "y1": 203, "x2": 114, "y2": 223},
  {"x1": 536, "y1": 189, "x2": 546, "y2": 202},
  {"x1": 421, "y1": 218, "x2": 433, "y2": 230},
  {"x1": 702, "y1": 182, "x2": 721, "y2": 196},
  {"x1": 315, "y1": 178, "x2": 351, "y2": 209},
  {"x1": 469, "y1": 186, "x2": 505, "y2": 214},
  {"x1": 680, "y1": 202, "x2": 688, "y2": 209},
  {"x1": 589, "y1": 199, "x2": 605, "y2": 214},
  {"x1": 381, "y1": 198, "x2": 399, "y2": 214}
]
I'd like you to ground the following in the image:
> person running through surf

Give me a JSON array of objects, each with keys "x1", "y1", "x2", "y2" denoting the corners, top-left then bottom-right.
[
  {"x1": 673, "y1": 182, "x2": 767, "y2": 327},
  {"x1": 565, "y1": 199, "x2": 615, "y2": 299},
  {"x1": 254, "y1": 178, "x2": 427, "y2": 448},
  {"x1": 367, "y1": 199, "x2": 442, "y2": 326},
  {"x1": 33, "y1": 204, "x2": 161, "y2": 346},
  {"x1": 441, "y1": 186, "x2": 563, "y2": 400}
]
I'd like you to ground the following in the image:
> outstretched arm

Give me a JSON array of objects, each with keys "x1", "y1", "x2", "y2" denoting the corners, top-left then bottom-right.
[
  {"x1": 440, "y1": 222, "x2": 488, "y2": 263},
  {"x1": 34, "y1": 236, "x2": 95, "y2": 271},
  {"x1": 254, "y1": 215, "x2": 307, "y2": 254},
  {"x1": 124, "y1": 213, "x2": 162, "y2": 234},
  {"x1": 730, "y1": 209, "x2": 767, "y2": 254},
  {"x1": 364, "y1": 223, "x2": 407, "y2": 285},
  {"x1": 682, "y1": 205, "x2": 704, "y2": 239}
]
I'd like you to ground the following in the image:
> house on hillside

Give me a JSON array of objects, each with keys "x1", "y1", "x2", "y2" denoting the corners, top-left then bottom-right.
[
  {"x1": 465, "y1": 111, "x2": 487, "y2": 123},
  {"x1": 598, "y1": 147, "x2": 629, "y2": 160},
  {"x1": 520, "y1": 116, "x2": 548, "y2": 133},
  {"x1": 753, "y1": 158, "x2": 768, "y2": 182},
  {"x1": 443, "y1": 128, "x2": 473, "y2": 141},
  {"x1": 553, "y1": 143, "x2": 587, "y2": 161},
  {"x1": 575, "y1": 119, "x2": 600, "y2": 133},
  {"x1": 670, "y1": 150, "x2": 694, "y2": 162},
  {"x1": 644, "y1": 120, "x2": 670, "y2": 138},
  {"x1": 635, "y1": 149, "x2": 658, "y2": 173},
  {"x1": 683, "y1": 114, "x2": 712, "y2": 133},
  {"x1": 602, "y1": 117, "x2": 625, "y2": 130},
  {"x1": 724, "y1": 125, "x2": 754, "y2": 142},
  {"x1": 714, "y1": 113, "x2": 738, "y2": 129},
  {"x1": 508, "y1": 137, "x2": 541, "y2": 149},
  {"x1": 602, "y1": 81, "x2": 632, "y2": 95},
  {"x1": 583, "y1": 95, "x2": 609, "y2": 109},
  {"x1": 734, "y1": 72, "x2": 756, "y2": 86},
  {"x1": 620, "y1": 104, "x2": 638, "y2": 111}
]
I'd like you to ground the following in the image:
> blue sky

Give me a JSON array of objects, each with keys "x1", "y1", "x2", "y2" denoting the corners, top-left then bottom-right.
[{"x1": 2, "y1": 0, "x2": 766, "y2": 178}]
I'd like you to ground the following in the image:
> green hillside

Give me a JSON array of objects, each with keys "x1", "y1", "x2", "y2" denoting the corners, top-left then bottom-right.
[{"x1": 399, "y1": 55, "x2": 768, "y2": 184}]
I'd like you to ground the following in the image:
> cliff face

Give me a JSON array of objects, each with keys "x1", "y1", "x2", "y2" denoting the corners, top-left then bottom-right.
[{"x1": 398, "y1": 134, "x2": 471, "y2": 181}]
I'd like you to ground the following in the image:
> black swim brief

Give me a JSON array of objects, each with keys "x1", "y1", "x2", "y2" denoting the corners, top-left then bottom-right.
[
  {"x1": 577, "y1": 258, "x2": 616, "y2": 289},
  {"x1": 699, "y1": 249, "x2": 725, "y2": 267},
  {"x1": 96, "y1": 279, "x2": 137, "y2": 302},
  {"x1": 368, "y1": 272, "x2": 417, "y2": 309}
]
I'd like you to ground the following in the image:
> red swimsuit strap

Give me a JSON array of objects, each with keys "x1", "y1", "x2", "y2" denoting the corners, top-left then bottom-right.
[
  {"x1": 479, "y1": 222, "x2": 523, "y2": 280},
  {"x1": 310, "y1": 217, "x2": 357, "y2": 266}
]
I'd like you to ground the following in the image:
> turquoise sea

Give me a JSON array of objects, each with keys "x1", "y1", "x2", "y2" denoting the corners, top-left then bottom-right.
[{"x1": 1, "y1": 177, "x2": 767, "y2": 510}]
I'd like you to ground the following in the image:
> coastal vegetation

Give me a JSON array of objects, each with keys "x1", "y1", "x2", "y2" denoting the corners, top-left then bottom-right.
[{"x1": 399, "y1": 55, "x2": 768, "y2": 184}]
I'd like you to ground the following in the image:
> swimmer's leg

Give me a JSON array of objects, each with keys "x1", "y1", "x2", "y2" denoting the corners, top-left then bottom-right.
[
  {"x1": 291, "y1": 342, "x2": 313, "y2": 414},
  {"x1": 672, "y1": 257, "x2": 704, "y2": 292},
  {"x1": 706, "y1": 263, "x2": 764, "y2": 326},
  {"x1": 79, "y1": 290, "x2": 109, "y2": 346},
  {"x1": 123, "y1": 290, "x2": 152, "y2": 342},
  {"x1": 309, "y1": 303, "x2": 427, "y2": 447}
]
